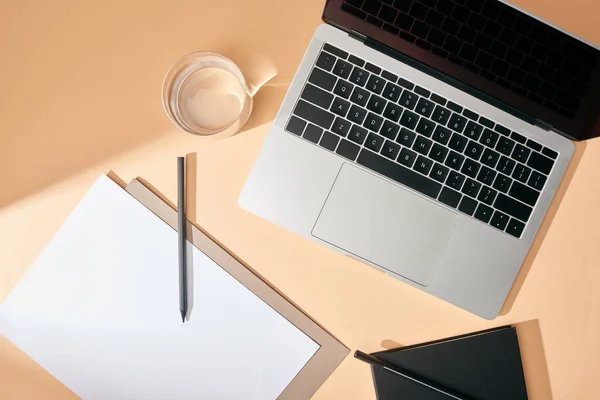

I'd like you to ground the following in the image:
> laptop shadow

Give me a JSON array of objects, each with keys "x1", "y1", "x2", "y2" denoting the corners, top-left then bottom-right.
[{"x1": 499, "y1": 140, "x2": 587, "y2": 315}]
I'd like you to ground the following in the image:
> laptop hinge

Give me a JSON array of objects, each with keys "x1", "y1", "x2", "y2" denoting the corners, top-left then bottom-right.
[
  {"x1": 349, "y1": 29, "x2": 367, "y2": 42},
  {"x1": 534, "y1": 119, "x2": 553, "y2": 131}
]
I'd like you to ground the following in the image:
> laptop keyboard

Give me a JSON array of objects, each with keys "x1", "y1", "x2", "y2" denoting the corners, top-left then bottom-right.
[
  {"x1": 286, "y1": 43, "x2": 559, "y2": 239},
  {"x1": 341, "y1": 0, "x2": 599, "y2": 120}
]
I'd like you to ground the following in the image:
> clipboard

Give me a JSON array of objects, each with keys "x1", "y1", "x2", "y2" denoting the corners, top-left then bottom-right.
[{"x1": 124, "y1": 178, "x2": 349, "y2": 399}]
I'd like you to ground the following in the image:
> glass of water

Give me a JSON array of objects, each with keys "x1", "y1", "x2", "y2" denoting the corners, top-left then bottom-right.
[{"x1": 162, "y1": 52, "x2": 253, "y2": 137}]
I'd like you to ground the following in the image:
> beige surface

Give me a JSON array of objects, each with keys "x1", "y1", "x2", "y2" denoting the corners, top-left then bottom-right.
[{"x1": 0, "y1": 0, "x2": 599, "y2": 398}]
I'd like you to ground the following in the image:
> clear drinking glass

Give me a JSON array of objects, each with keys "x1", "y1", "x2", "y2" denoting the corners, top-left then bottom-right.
[{"x1": 162, "y1": 52, "x2": 252, "y2": 137}]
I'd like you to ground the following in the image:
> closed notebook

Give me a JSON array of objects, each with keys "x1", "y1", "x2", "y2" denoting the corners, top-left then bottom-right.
[{"x1": 371, "y1": 326, "x2": 528, "y2": 400}]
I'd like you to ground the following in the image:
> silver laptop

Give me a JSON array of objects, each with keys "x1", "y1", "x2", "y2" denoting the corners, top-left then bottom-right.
[{"x1": 240, "y1": 0, "x2": 600, "y2": 318}]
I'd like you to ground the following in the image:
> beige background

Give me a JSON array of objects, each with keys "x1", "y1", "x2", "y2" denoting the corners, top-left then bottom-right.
[{"x1": 0, "y1": 0, "x2": 599, "y2": 398}]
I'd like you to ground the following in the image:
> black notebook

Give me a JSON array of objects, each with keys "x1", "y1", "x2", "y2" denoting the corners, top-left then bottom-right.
[{"x1": 371, "y1": 326, "x2": 528, "y2": 400}]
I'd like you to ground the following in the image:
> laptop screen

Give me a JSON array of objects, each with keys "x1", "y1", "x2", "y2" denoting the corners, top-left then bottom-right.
[{"x1": 324, "y1": 0, "x2": 600, "y2": 141}]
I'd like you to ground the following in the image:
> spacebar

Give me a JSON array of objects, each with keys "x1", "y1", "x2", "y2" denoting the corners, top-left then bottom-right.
[{"x1": 357, "y1": 149, "x2": 442, "y2": 199}]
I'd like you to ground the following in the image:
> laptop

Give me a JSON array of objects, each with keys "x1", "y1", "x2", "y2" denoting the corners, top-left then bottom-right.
[{"x1": 239, "y1": 0, "x2": 600, "y2": 319}]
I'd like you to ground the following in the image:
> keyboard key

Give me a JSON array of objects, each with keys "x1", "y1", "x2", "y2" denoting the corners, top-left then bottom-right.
[
  {"x1": 332, "y1": 59, "x2": 353, "y2": 79},
  {"x1": 415, "y1": 118, "x2": 436, "y2": 137},
  {"x1": 349, "y1": 67, "x2": 370, "y2": 86},
  {"x1": 480, "y1": 128, "x2": 499, "y2": 148},
  {"x1": 446, "y1": 171, "x2": 466, "y2": 190},
  {"x1": 414, "y1": 156, "x2": 434, "y2": 175},
  {"x1": 478, "y1": 186, "x2": 497, "y2": 206},
  {"x1": 381, "y1": 120, "x2": 400, "y2": 140},
  {"x1": 430, "y1": 163, "x2": 450, "y2": 183},
  {"x1": 336, "y1": 139, "x2": 360, "y2": 160},
  {"x1": 398, "y1": 128, "x2": 416, "y2": 147},
  {"x1": 432, "y1": 125, "x2": 452, "y2": 145},
  {"x1": 303, "y1": 124, "x2": 323, "y2": 143},
  {"x1": 330, "y1": 97, "x2": 351, "y2": 117},
  {"x1": 542, "y1": 147, "x2": 558, "y2": 159},
  {"x1": 357, "y1": 149, "x2": 442, "y2": 199},
  {"x1": 365, "y1": 62, "x2": 381, "y2": 74},
  {"x1": 439, "y1": 187, "x2": 462, "y2": 208},
  {"x1": 396, "y1": 77, "x2": 415, "y2": 90},
  {"x1": 383, "y1": 102, "x2": 403, "y2": 122},
  {"x1": 348, "y1": 105, "x2": 368, "y2": 124},
  {"x1": 333, "y1": 80, "x2": 354, "y2": 99},
  {"x1": 458, "y1": 196, "x2": 478, "y2": 215},
  {"x1": 413, "y1": 135, "x2": 432, "y2": 155},
  {"x1": 493, "y1": 174, "x2": 512, "y2": 193},
  {"x1": 462, "y1": 178, "x2": 481, "y2": 197},
  {"x1": 381, "y1": 140, "x2": 401, "y2": 159},
  {"x1": 366, "y1": 75, "x2": 386, "y2": 94},
  {"x1": 432, "y1": 105, "x2": 451, "y2": 125},
  {"x1": 477, "y1": 166, "x2": 496, "y2": 185},
  {"x1": 474, "y1": 203, "x2": 494, "y2": 223},
  {"x1": 301, "y1": 84, "x2": 334, "y2": 109},
  {"x1": 506, "y1": 218, "x2": 525, "y2": 238},
  {"x1": 527, "y1": 152, "x2": 554, "y2": 174},
  {"x1": 497, "y1": 156, "x2": 516, "y2": 175},
  {"x1": 286, "y1": 116, "x2": 306, "y2": 136},
  {"x1": 430, "y1": 143, "x2": 448, "y2": 162},
  {"x1": 399, "y1": 91, "x2": 419, "y2": 110},
  {"x1": 365, "y1": 132, "x2": 385, "y2": 152},
  {"x1": 381, "y1": 70, "x2": 398, "y2": 82},
  {"x1": 479, "y1": 116, "x2": 495, "y2": 128},
  {"x1": 463, "y1": 109, "x2": 479, "y2": 120},
  {"x1": 400, "y1": 110, "x2": 419, "y2": 129},
  {"x1": 465, "y1": 140, "x2": 484, "y2": 160},
  {"x1": 319, "y1": 131, "x2": 340, "y2": 151},
  {"x1": 350, "y1": 87, "x2": 370, "y2": 106},
  {"x1": 414, "y1": 86, "x2": 430, "y2": 97},
  {"x1": 494, "y1": 193, "x2": 533, "y2": 222},
  {"x1": 331, "y1": 117, "x2": 351, "y2": 137},
  {"x1": 415, "y1": 98, "x2": 435, "y2": 118},
  {"x1": 323, "y1": 43, "x2": 348, "y2": 59},
  {"x1": 294, "y1": 100, "x2": 335, "y2": 129},
  {"x1": 494, "y1": 124, "x2": 511, "y2": 136},
  {"x1": 464, "y1": 121, "x2": 483, "y2": 140},
  {"x1": 366, "y1": 95, "x2": 387, "y2": 114},
  {"x1": 511, "y1": 131, "x2": 527, "y2": 144},
  {"x1": 461, "y1": 158, "x2": 480, "y2": 178},
  {"x1": 512, "y1": 144, "x2": 531, "y2": 163},
  {"x1": 526, "y1": 139, "x2": 543, "y2": 152},
  {"x1": 308, "y1": 68, "x2": 337, "y2": 91},
  {"x1": 316, "y1": 51, "x2": 336, "y2": 71},
  {"x1": 364, "y1": 112, "x2": 384, "y2": 132},
  {"x1": 496, "y1": 136, "x2": 516, "y2": 156},
  {"x1": 348, "y1": 124, "x2": 368, "y2": 145},
  {"x1": 342, "y1": 2, "x2": 367, "y2": 18},
  {"x1": 509, "y1": 181, "x2": 540, "y2": 207},
  {"x1": 481, "y1": 148, "x2": 500, "y2": 168},
  {"x1": 447, "y1": 113, "x2": 467, "y2": 133},
  {"x1": 490, "y1": 211, "x2": 510, "y2": 230},
  {"x1": 431, "y1": 93, "x2": 447, "y2": 105},
  {"x1": 348, "y1": 54, "x2": 365, "y2": 67},
  {"x1": 447, "y1": 101, "x2": 463, "y2": 113},
  {"x1": 528, "y1": 171, "x2": 547, "y2": 191},
  {"x1": 382, "y1": 82, "x2": 402, "y2": 102},
  {"x1": 448, "y1": 133, "x2": 468, "y2": 152},
  {"x1": 512, "y1": 164, "x2": 531, "y2": 183},
  {"x1": 445, "y1": 151, "x2": 465, "y2": 171},
  {"x1": 398, "y1": 147, "x2": 418, "y2": 167}
]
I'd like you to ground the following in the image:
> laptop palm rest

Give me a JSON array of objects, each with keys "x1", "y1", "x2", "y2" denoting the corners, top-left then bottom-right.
[{"x1": 312, "y1": 164, "x2": 458, "y2": 286}]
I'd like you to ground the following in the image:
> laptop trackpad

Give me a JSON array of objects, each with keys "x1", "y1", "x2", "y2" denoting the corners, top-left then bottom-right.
[{"x1": 312, "y1": 164, "x2": 458, "y2": 286}]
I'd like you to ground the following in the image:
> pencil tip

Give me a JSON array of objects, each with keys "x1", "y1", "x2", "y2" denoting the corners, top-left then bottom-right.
[{"x1": 181, "y1": 310, "x2": 186, "y2": 323}]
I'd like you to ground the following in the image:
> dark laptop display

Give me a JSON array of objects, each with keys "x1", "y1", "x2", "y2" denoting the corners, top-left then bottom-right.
[{"x1": 324, "y1": 0, "x2": 600, "y2": 141}]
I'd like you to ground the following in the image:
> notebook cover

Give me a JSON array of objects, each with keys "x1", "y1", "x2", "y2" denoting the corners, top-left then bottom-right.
[{"x1": 371, "y1": 326, "x2": 528, "y2": 400}]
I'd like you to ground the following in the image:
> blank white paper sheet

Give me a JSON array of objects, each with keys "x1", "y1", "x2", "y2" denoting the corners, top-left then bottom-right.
[{"x1": 0, "y1": 175, "x2": 319, "y2": 400}]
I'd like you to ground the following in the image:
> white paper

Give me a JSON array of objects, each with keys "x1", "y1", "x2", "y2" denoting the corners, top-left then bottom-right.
[{"x1": 0, "y1": 175, "x2": 319, "y2": 400}]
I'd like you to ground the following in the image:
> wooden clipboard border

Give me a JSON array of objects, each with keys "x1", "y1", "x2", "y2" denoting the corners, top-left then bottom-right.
[{"x1": 124, "y1": 178, "x2": 349, "y2": 400}]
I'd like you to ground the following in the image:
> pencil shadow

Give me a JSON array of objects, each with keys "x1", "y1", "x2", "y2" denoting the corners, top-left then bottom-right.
[
  {"x1": 184, "y1": 153, "x2": 197, "y2": 321},
  {"x1": 515, "y1": 320, "x2": 554, "y2": 400},
  {"x1": 499, "y1": 140, "x2": 587, "y2": 315}
]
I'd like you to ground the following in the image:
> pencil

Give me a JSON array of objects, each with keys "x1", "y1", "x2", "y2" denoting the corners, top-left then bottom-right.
[{"x1": 177, "y1": 156, "x2": 188, "y2": 323}]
